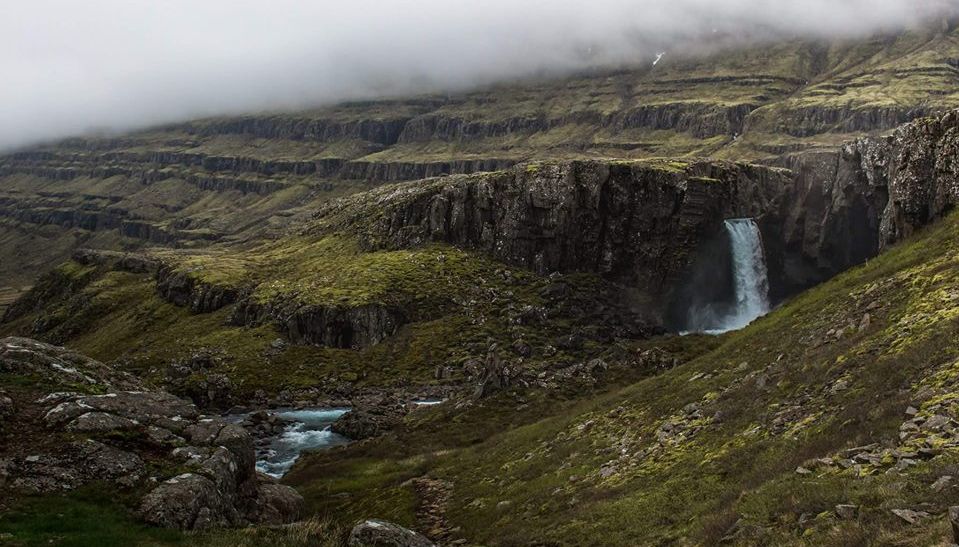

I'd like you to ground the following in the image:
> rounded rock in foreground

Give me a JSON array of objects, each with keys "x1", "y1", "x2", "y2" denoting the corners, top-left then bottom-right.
[{"x1": 348, "y1": 519, "x2": 435, "y2": 547}]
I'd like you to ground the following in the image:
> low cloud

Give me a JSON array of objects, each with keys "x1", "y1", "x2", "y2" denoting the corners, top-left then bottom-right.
[{"x1": 0, "y1": 0, "x2": 955, "y2": 150}]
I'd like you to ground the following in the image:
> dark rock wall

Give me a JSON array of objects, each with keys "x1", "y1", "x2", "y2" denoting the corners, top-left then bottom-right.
[
  {"x1": 768, "y1": 109, "x2": 959, "y2": 298},
  {"x1": 323, "y1": 159, "x2": 790, "y2": 322},
  {"x1": 228, "y1": 299, "x2": 402, "y2": 350}
]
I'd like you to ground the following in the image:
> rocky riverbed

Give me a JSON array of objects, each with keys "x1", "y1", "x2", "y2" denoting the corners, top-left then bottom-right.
[{"x1": 230, "y1": 408, "x2": 351, "y2": 477}]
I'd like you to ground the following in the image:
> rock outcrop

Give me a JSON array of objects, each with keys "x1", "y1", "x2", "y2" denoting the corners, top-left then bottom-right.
[
  {"x1": 331, "y1": 395, "x2": 408, "y2": 440},
  {"x1": 229, "y1": 299, "x2": 403, "y2": 350},
  {"x1": 155, "y1": 264, "x2": 241, "y2": 313},
  {"x1": 71, "y1": 249, "x2": 161, "y2": 274},
  {"x1": 314, "y1": 159, "x2": 790, "y2": 321},
  {"x1": 0, "y1": 337, "x2": 303, "y2": 531},
  {"x1": 769, "y1": 109, "x2": 959, "y2": 296}
]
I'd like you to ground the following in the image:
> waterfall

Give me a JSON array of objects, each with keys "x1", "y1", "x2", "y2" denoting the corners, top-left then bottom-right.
[
  {"x1": 721, "y1": 218, "x2": 770, "y2": 331},
  {"x1": 685, "y1": 218, "x2": 770, "y2": 334}
]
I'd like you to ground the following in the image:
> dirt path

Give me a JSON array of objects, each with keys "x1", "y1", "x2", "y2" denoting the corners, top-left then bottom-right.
[{"x1": 411, "y1": 476, "x2": 464, "y2": 545}]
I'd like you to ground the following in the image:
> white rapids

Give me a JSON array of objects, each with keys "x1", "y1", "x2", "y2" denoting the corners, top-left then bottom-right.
[{"x1": 253, "y1": 408, "x2": 350, "y2": 478}]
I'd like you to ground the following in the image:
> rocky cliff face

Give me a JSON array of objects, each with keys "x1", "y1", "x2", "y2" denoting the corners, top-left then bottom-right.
[
  {"x1": 155, "y1": 264, "x2": 241, "y2": 313},
  {"x1": 315, "y1": 159, "x2": 791, "y2": 321},
  {"x1": 769, "y1": 109, "x2": 959, "y2": 297},
  {"x1": 228, "y1": 299, "x2": 403, "y2": 350}
]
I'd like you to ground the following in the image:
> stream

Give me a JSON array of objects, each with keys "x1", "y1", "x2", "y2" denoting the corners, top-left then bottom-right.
[
  {"x1": 228, "y1": 408, "x2": 351, "y2": 478},
  {"x1": 230, "y1": 399, "x2": 447, "y2": 478}
]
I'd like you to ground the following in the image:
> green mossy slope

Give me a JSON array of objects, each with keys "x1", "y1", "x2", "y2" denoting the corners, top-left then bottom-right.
[{"x1": 0, "y1": 234, "x2": 619, "y2": 397}]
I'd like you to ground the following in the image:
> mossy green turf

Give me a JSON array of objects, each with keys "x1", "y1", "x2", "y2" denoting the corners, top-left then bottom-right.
[
  {"x1": 0, "y1": 490, "x2": 344, "y2": 547},
  {"x1": 280, "y1": 210, "x2": 959, "y2": 546},
  {"x1": 1, "y1": 229, "x2": 614, "y2": 396},
  {"x1": 0, "y1": 486, "x2": 183, "y2": 547}
]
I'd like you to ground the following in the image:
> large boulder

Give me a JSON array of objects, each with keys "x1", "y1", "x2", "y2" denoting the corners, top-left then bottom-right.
[
  {"x1": 332, "y1": 396, "x2": 407, "y2": 440},
  {"x1": 348, "y1": 519, "x2": 435, "y2": 547},
  {"x1": 252, "y1": 478, "x2": 306, "y2": 525},
  {"x1": 139, "y1": 418, "x2": 303, "y2": 530},
  {"x1": 139, "y1": 472, "x2": 237, "y2": 530},
  {"x1": 5, "y1": 440, "x2": 144, "y2": 493}
]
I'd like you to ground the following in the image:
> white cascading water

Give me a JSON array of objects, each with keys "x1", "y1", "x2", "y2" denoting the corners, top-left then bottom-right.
[
  {"x1": 714, "y1": 218, "x2": 770, "y2": 332},
  {"x1": 684, "y1": 218, "x2": 770, "y2": 334}
]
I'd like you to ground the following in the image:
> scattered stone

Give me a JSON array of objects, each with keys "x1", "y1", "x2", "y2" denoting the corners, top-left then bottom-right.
[
  {"x1": 949, "y1": 506, "x2": 959, "y2": 543},
  {"x1": 933, "y1": 476, "x2": 953, "y2": 493},
  {"x1": 891, "y1": 509, "x2": 929, "y2": 524},
  {"x1": 348, "y1": 519, "x2": 435, "y2": 547},
  {"x1": 511, "y1": 339, "x2": 532, "y2": 357},
  {"x1": 755, "y1": 374, "x2": 769, "y2": 390},
  {"x1": 858, "y1": 313, "x2": 871, "y2": 332},
  {"x1": 830, "y1": 379, "x2": 850, "y2": 393},
  {"x1": 835, "y1": 504, "x2": 858, "y2": 520},
  {"x1": 921, "y1": 414, "x2": 952, "y2": 431},
  {"x1": 587, "y1": 358, "x2": 609, "y2": 374},
  {"x1": 0, "y1": 392, "x2": 14, "y2": 420},
  {"x1": 842, "y1": 444, "x2": 879, "y2": 456},
  {"x1": 795, "y1": 466, "x2": 812, "y2": 475}
]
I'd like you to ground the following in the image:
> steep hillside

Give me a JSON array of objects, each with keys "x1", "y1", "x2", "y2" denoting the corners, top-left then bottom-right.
[
  {"x1": 4, "y1": 102, "x2": 959, "y2": 403},
  {"x1": 1, "y1": 21, "x2": 957, "y2": 294},
  {"x1": 287, "y1": 200, "x2": 959, "y2": 547}
]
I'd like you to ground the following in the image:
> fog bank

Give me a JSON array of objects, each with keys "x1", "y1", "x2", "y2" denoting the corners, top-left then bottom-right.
[{"x1": 1, "y1": 0, "x2": 955, "y2": 150}]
